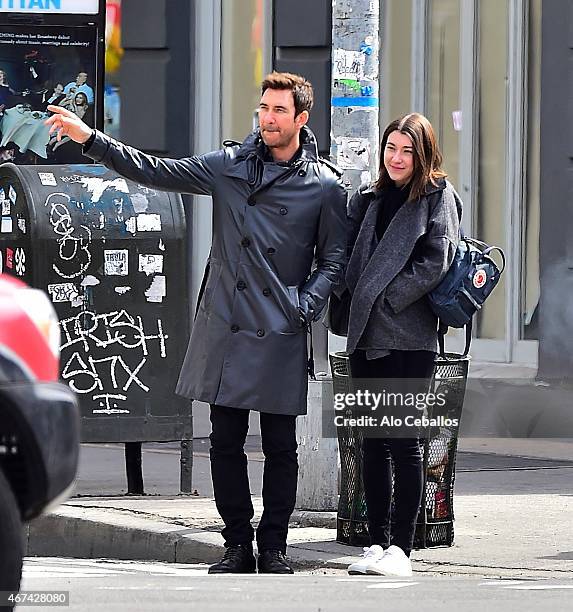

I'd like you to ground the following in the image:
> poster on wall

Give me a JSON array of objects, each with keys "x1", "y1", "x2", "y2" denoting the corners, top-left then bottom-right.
[{"x1": 0, "y1": 24, "x2": 96, "y2": 164}]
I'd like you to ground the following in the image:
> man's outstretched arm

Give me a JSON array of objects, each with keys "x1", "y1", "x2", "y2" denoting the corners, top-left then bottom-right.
[{"x1": 45, "y1": 105, "x2": 221, "y2": 195}]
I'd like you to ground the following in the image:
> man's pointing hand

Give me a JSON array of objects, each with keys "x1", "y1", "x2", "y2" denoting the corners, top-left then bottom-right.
[{"x1": 44, "y1": 105, "x2": 94, "y2": 144}]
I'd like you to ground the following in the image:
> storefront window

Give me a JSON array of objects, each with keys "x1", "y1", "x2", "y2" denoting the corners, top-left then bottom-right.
[
  {"x1": 521, "y1": 0, "x2": 541, "y2": 340},
  {"x1": 380, "y1": 0, "x2": 412, "y2": 128},
  {"x1": 475, "y1": 0, "x2": 509, "y2": 341},
  {"x1": 104, "y1": 0, "x2": 122, "y2": 139},
  {"x1": 427, "y1": 0, "x2": 460, "y2": 188},
  {"x1": 221, "y1": 0, "x2": 266, "y2": 142}
]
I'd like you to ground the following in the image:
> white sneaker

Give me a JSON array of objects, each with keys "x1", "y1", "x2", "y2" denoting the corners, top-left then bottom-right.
[
  {"x1": 347, "y1": 545, "x2": 386, "y2": 575},
  {"x1": 366, "y1": 545, "x2": 413, "y2": 577}
]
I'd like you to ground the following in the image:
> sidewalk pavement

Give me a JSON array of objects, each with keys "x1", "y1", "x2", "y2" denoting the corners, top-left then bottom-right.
[
  {"x1": 25, "y1": 361, "x2": 573, "y2": 578},
  {"x1": 26, "y1": 438, "x2": 573, "y2": 579}
]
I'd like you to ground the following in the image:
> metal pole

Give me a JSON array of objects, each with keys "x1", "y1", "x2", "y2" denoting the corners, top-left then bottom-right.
[
  {"x1": 125, "y1": 442, "x2": 144, "y2": 495},
  {"x1": 331, "y1": 0, "x2": 380, "y2": 195},
  {"x1": 180, "y1": 439, "x2": 193, "y2": 494}
]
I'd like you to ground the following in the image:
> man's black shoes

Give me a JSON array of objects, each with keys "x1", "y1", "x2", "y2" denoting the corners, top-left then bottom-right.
[
  {"x1": 208, "y1": 544, "x2": 256, "y2": 574},
  {"x1": 257, "y1": 549, "x2": 294, "y2": 574}
]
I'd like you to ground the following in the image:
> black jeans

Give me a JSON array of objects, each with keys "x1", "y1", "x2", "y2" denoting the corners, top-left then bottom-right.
[
  {"x1": 349, "y1": 349, "x2": 435, "y2": 556},
  {"x1": 209, "y1": 404, "x2": 298, "y2": 553}
]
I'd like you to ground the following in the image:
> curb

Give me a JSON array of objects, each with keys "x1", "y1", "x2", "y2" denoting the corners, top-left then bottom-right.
[{"x1": 26, "y1": 505, "x2": 573, "y2": 579}]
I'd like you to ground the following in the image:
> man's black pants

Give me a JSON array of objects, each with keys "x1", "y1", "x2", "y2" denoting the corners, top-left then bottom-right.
[
  {"x1": 349, "y1": 349, "x2": 436, "y2": 557},
  {"x1": 209, "y1": 404, "x2": 298, "y2": 553}
]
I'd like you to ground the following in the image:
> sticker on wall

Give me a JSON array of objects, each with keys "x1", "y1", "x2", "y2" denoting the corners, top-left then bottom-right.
[
  {"x1": 1, "y1": 217, "x2": 13, "y2": 233},
  {"x1": 130, "y1": 193, "x2": 149, "y2": 213},
  {"x1": 8, "y1": 185, "x2": 16, "y2": 204},
  {"x1": 144, "y1": 275, "x2": 166, "y2": 303},
  {"x1": 6, "y1": 247, "x2": 13, "y2": 269},
  {"x1": 452, "y1": 110, "x2": 462, "y2": 132},
  {"x1": 138, "y1": 254, "x2": 164, "y2": 276},
  {"x1": 1, "y1": 199, "x2": 10, "y2": 215},
  {"x1": 115, "y1": 286, "x2": 132, "y2": 295},
  {"x1": 158, "y1": 239, "x2": 165, "y2": 251},
  {"x1": 136, "y1": 214, "x2": 161, "y2": 232},
  {"x1": 38, "y1": 172, "x2": 57, "y2": 187},
  {"x1": 335, "y1": 137, "x2": 370, "y2": 170},
  {"x1": 17, "y1": 218, "x2": 26, "y2": 234},
  {"x1": 104, "y1": 249, "x2": 129, "y2": 276},
  {"x1": 47, "y1": 283, "x2": 80, "y2": 304},
  {"x1": 80, "y1": 275, "x2": 100, "y2": 287},
  {"x1": 80, "y1": 177, "x2": 129, "y2": 203},
  {"x1": 333, "y1": 49, "x2": 365, "y2": 81},
  {"x1": 14, "y1": 248, "x2": 25, "y2": 276},
  {"x1": 125, "y1": 217, "x2": 137, "y2": 234}
]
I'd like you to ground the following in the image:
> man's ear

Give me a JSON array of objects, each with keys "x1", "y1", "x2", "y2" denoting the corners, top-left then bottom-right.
[{"x1": 295, "y1": 110, "x2": 309, "y2": 129}]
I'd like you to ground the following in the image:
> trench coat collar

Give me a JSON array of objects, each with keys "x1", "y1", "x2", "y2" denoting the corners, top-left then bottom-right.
[{"x1": 222, "y1": 126, "x2": 319, "y2": 185}]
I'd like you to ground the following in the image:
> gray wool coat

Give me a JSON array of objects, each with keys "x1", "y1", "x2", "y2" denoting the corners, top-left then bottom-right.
[
  {"x1": 84, "y1": 126, "x2": 347, "y2": 415},
  {"x1": 345, "y1": 178, "x2": 462, "y2": 355}
]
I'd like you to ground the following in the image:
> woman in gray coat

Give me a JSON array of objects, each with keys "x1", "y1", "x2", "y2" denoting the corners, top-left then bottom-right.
[{"x1": 344, "y1": 113, "x2": 461, "y2": 577}]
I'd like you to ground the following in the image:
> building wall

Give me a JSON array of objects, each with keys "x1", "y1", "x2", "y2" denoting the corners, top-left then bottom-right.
[{"x1": 538, "y1": 0, "x2": 573, "y2": 379}]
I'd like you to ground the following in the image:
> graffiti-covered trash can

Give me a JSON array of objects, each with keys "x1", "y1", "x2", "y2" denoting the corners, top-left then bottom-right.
[
  {"x1": 0, "y1": 163, "x2": 191, "y2": 444},
  {"x1": 330, "y1": 351, "x2": 470, "y2": 549}
]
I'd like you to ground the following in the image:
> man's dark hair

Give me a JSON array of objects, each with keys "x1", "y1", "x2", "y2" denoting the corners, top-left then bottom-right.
[{"x1": 261, "y1": 71, "x2": 313, "y2": 117}]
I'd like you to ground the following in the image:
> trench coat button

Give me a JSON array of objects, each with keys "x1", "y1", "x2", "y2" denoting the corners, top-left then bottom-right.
[
  {"x1": 267, "y1": 247, "x2": 276, "y2": 255},
  {"x1": 231, "y1": 325, "x2": 240, "y2": 333},
  {"x1": 298, "y1": 169, "x2": 306, "y2": 176},
  {"x1": 241, "y1": 237, "x2": 251, "y2": 247},
  {"x1": 279, "y1": 207, "x2": 288, "y2": 215},
  {"x1": 237, "y1": 280, "x2": 247, "y2": 291},
  {"x1": 247, "y1": 197, "x2": 256, "y2": 206},
  {"x1": 262, "y1": 287, "x2": 271, "y2": 297},
  {"x1": 257, "y1": 329, "x2": 265, "y2": 337}
]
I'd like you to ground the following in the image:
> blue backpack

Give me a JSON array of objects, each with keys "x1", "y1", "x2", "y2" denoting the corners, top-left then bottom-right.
[{"x1": 428, "y1": 236, "x2": 506, "y2": 357}]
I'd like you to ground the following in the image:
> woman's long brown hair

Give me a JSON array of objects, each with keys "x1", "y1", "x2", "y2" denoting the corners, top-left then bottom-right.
[{"x1": 375, "y1": 112, "x2": 447, "y2": 202}]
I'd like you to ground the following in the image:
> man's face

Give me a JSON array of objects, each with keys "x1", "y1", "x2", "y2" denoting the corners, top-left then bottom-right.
[
  {"x1": 258, "y1": 88, "x2": 308, "y2": 151},
  {"x1": 77, "y1": 72, "x2": 88, "y2": 85}
]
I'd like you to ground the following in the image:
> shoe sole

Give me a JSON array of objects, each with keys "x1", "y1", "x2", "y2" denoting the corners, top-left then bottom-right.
[
  {"x1": 208, "y1": 569, "x2": 256, "y2": 574},
  {"x1": 365, "y1": 568, "x2": 412, "y2": 577}
]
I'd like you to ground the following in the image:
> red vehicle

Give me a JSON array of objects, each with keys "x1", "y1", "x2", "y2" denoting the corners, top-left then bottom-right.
[{"x1": 0, "y1": 275, "x2": 79, "y2": 594}]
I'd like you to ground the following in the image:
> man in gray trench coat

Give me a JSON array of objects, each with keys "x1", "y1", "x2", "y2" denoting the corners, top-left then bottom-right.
[{"x1": 46, "y1": 72, "x2": 347, "y2": 574}]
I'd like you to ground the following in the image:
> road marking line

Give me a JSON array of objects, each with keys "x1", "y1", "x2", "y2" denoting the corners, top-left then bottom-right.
[
  {"x1": 367, "y1": 582, "x2": 419, "y2": 589},
  {"x1": 479, "y1": 580, "x2": 528, "y2": 586},
  {"x1": 505, "y1": 585, "x2": 573, "y2": 590}
]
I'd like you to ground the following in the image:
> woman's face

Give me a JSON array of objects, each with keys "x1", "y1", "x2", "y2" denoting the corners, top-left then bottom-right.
[
  {"x1": 75, "y1": 93, "x2": 87, "y2": 106},
  {"x1": 383, "y1": 130, "x2": 415, "y2": 187}
]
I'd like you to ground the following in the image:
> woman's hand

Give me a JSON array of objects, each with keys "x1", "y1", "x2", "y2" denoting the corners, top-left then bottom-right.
[{"x1": 44, "y1": 105, "x2": 93, "y2": 144}]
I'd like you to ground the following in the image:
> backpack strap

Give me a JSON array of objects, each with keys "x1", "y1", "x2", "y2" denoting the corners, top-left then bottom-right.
[
  {"x1": 438, "y1": 321, "x2": 448, "y2": 357},
  {"x1": 438, "y1": 318, "x2": 472, "y2": 358},
  {"x1": 463, "y1": 318, "x2": 472, "y2": 357}
]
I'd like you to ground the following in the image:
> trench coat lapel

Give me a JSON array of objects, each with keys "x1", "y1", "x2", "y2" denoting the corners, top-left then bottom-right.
[
  {"x1": 221, "y1": 126, "x2": 317, "y2": 192},
  {"x1": 346, "y1": 196, "x2": 430, "y2": 353}
]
